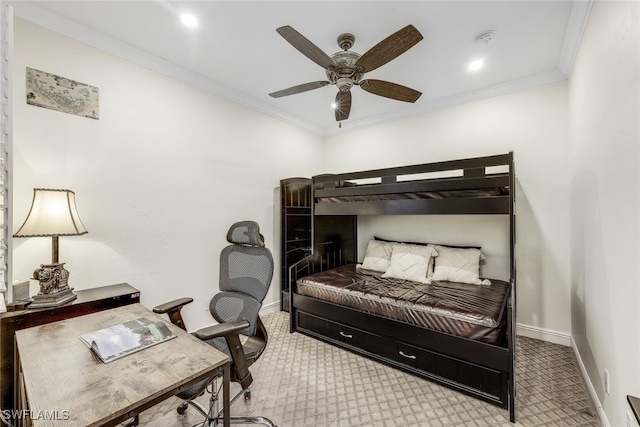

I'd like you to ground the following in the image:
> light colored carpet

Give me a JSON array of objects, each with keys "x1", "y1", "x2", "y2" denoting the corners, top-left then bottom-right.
[{"x1": 140, "y1": 311, "x2": 599, "y2": 427}]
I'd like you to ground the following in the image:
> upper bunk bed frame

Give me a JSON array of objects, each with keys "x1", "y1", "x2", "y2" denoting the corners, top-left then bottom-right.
[
  {"x1": 313, "y1": 152, "x2": 512, "y2": 216},
  {"x1": 288, "y1": 152, "x2": 517, "y2": 422}
]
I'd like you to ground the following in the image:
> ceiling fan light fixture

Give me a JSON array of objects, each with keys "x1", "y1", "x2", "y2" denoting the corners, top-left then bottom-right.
[{"x1": 336, "y1": 77, "x2": 354, "y2": 92}]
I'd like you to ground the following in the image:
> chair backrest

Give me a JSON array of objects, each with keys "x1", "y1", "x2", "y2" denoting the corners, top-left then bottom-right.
[{"x1": 210, "y1": 221, "x2": 274, "y2": 336}]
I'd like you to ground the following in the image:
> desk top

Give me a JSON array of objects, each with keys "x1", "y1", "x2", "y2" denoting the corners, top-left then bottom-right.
[{"x1": 15, "y1": 303, "x2": 229, "y2": 426}]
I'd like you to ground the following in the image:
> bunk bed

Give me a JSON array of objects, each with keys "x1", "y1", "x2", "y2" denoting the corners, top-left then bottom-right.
[{"x1": 288, "y1": 152, "x2": 516, "y2": 422}]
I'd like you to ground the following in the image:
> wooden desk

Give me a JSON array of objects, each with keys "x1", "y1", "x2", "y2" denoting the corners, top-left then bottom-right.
[
  {"x1": 14, "y1": 304, "x2": 230, "y2": 427},
  {"x1": 0, "y1": 283, "x2": 140, "y2": 412}
]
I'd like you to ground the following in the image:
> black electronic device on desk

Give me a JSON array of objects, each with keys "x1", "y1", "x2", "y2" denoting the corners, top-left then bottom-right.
[{"x1": 5, "y1": 281, "x2": 32, "y2": 311}]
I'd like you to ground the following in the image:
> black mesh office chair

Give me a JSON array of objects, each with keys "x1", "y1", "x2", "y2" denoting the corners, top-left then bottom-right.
[{"x1": 154, "y1": 221, "x2": 276, "y2": 426}]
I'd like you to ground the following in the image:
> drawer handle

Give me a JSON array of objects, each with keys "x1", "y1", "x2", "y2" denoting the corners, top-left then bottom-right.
[
  {"x1": 399, "y1": 351, "x2": 416, "y2": 360},
  {"x1": 339, "y1": 332, "x2": 353, "y2": 339}
]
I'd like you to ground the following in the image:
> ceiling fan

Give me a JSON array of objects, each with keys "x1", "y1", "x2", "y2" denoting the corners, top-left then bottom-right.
[{"x1": 269, "y1": 25, "x2": 424, "y2": 122}]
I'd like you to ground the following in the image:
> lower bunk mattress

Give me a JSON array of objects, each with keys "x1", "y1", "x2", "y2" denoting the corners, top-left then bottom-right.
[{"x1": 296, "y1": 264, "x2": 509, "y2": 345}]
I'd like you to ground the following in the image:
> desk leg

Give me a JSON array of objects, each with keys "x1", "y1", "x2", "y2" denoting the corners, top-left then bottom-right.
[
  {"x1": 223, "y1": 363, "x2": 230, "y2": 427},
  {"x1": 13, "y1": 337, "x2": 29, "y2": 427},
  {"x1": 13, "y1": 337, "x2": 19, "y2": 415}
]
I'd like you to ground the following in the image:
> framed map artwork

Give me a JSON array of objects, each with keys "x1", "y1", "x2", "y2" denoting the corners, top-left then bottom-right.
[{"x1": 26, "y1": 67, "x2": 99, "y2": 120}]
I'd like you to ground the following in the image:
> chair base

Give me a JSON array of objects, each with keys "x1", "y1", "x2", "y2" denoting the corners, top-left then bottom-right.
[
  {"x1": 228, "y1": 416, "x2": 277, "y2": 426},
  {"x1": 179, "y1": 380, "x2": 277, "y2": 427}
]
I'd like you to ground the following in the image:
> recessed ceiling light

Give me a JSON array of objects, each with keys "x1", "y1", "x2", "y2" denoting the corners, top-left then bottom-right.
[
  {"x1": 468, "y1": 60, "x2": 484, "y2": 72},
  {"x1": 181, "y1": 13, "x2": 198, "y2": 28}
]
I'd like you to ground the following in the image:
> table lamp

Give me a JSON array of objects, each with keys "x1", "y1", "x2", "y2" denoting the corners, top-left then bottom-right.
[{"x1": 13, "y1": 188, "x2": 88, "y2": 308}]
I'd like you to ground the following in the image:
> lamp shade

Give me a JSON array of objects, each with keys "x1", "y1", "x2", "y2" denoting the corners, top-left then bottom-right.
[{"x1": 13, "y1": 188, "x2": 88, "y2": 237}]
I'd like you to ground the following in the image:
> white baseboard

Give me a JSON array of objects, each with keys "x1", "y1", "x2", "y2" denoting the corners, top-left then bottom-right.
[
  {"x1": 260, "y1": 300, "x2": 280, "y2": 316},
  {"x1": 570, "y1": 337, "x2": 610, "y2": 427},
  {"x1": 510, "y1": 324, "x2": 610, "y2": 426},
  {"x1": 516, "y1": 323, "x2": 571, "y2": 346}
]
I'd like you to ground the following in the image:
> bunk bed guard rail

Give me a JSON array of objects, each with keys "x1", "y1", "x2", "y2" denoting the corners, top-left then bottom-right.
[{"x1": 313, "y1": 152, "x2": 512, "y2": 216}]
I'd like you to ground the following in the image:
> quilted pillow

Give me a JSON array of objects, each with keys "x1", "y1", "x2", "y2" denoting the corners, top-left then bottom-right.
[
  {"x1": 360, "y1": 239, "x2": 394, "y2": 272},
  {"x1": 431, "y1": 245, "x2": 491, "y2": 285},
  {"x1": 381, "y1": 244, "x2": 438, "y2": 284}
]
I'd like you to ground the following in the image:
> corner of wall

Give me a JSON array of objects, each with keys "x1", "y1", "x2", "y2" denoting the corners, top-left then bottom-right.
[{"x1": 571, "y1": 336, "x2": 610, "y2": 427}]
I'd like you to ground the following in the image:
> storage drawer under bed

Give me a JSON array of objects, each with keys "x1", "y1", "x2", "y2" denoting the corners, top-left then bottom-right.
[
  {"x1": 297, "y1": 310, "x2": 382, "y2": 354},
  {"x1": 381, "y1": 340, "x2": 504, "y2": 399},
  {"x1": 296, "y1": 311, "x2": 507, "y2": 406}
]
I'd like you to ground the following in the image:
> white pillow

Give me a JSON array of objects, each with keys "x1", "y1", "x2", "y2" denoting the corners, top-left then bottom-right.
[
  {"x1": 381, "y1": 244, "x2": 438, "y2": 284},
  {"x1": 431, "y1": 245, "x2": 491, "y2": 285},
  {"x1": 360, "y1": 239, "x2": 394, "y2": 272}
]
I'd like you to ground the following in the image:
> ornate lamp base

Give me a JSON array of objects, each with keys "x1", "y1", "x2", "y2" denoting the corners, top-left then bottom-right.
[
  {"x1": 29, "y1": 262, "x2": 78, "y2": 308},
  {"x1": 29, "y1": 288, "x2": 77, "y2": 308}
]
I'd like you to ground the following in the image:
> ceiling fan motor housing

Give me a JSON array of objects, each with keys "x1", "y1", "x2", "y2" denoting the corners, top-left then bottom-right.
[{"x1": 326, "y1": 50, "x2": 363, "y2": 91}]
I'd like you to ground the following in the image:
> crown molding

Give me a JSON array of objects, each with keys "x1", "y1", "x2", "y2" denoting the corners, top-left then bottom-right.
[
  {"x1": 11, "y1": 1, "x2": 591, "y2": 138},
  {"x1": 325, "y1": 0, "x2": 593, "y2": 137},
  {"x1": 324, "y1": 68, "x2": 568, "y2": 137},
  {"x1": 557, "y1": 0, "x2": 593, "y2": 76},
  {"x1": 10, "y1": 1, "x2": 325, "y2": 135}
]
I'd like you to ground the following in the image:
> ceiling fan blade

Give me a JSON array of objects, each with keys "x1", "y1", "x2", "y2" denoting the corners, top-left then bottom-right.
[
  {"x1": 276, "y1": 26, "x2": 336, "y2": 69},
  {"x1": 334, "y1": 91, "x2": 352, "y2": 121},
  {"x1": 269, "y1": 81, "x2": 330, "y2": 98},
  {"x1": 360, "y1": 79, "x2": 422, "y2": 103},
  {"x1": 355, "y1": 25, "x2": 423, "y2": 73}
]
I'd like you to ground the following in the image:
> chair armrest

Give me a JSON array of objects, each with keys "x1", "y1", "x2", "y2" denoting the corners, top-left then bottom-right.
[
  {"x1": 152, "y1": 297, "x2": 193, "y2": 331},
  {"x1": 152, "y1": 297, "x2": 194, "y2": 314},
  {"x1": 194, "y1": 320, "x2": 250, "y2": 341},
  {"x1": 197, "y1": 320, "x2": 254, "y2": 389}
]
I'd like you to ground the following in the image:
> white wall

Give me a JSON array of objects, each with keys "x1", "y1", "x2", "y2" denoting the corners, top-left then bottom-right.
[
  {"x1": 358, "y1": 215, "x2": 510, "y2": 281},
  {"x1": 568, "y1": 1, "x2": 640, "y2": 426},
  {"x1": 324, "y1": 81, "x2": 571, "y2": 337},
  {"x1": 11, "y1": 18, "x2": 324, "y2": 329},
  {"x1": 11, "y1": 11, "x2": 640, "y2": 427}
]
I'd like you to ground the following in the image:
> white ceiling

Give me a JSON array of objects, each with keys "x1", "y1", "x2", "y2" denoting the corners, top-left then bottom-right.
[{"x1": 9, "y1": 1, "x2": 592, "y2": 136}]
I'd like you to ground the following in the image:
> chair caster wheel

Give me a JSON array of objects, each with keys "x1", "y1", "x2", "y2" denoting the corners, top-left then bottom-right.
[
  {"x1": 244, "y1": 390, "x2": 251, "y2": 400},
  {"x1": 177, "y1": 402, "x2": 188, "y2": 414}
]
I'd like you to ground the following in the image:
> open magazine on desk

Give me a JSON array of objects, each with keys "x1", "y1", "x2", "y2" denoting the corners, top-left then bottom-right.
[{"x1": 80, "y1": 317, "x2": 176, "y2": 364}]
